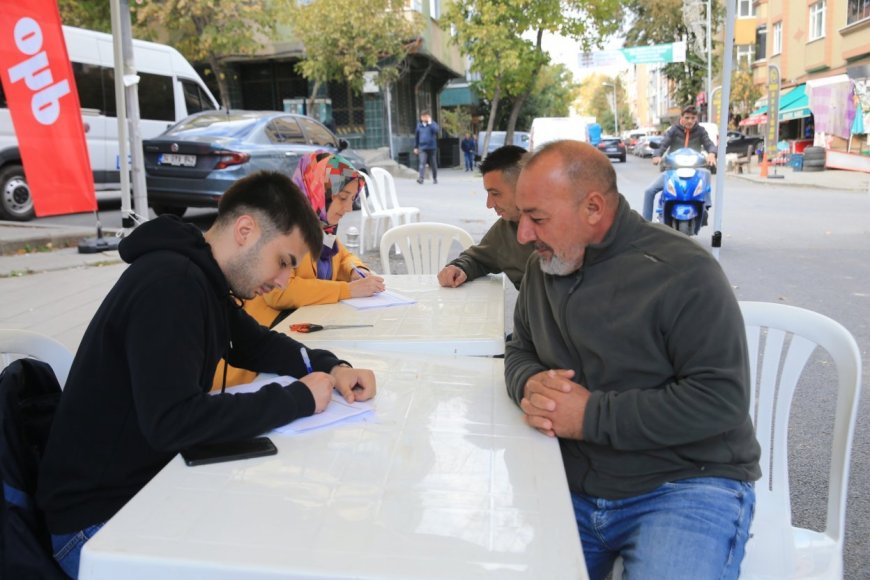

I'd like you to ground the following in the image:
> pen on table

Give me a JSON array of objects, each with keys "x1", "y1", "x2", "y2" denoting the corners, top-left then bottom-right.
[
  {"x1": 352, "y1": 266, "x2": 367, "y2": 279},
  {"x1": 300, "y1": 347, "x2": 313, "y2": 374}
]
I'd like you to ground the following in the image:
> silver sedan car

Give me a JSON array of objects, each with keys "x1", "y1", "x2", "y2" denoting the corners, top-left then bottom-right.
[{"x1": 143, "y1": 110, "x2": 367, "y2": 216}]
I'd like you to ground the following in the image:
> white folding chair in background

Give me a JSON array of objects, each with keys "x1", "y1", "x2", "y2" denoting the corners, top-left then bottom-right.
[
  {"x1": 370, "y1": 167, "x2": 421, "y2": 226},
  {"x1": 738, "y1": 301, "x2": 861, "y2": 580},
  {"x1": 0, "y1": 329, "x2": 74, "y2": 389},
  {"x1": 379, "y1": 222, "x2": 474, "y2": 275},
  {"x1": 356, "y1": 171, "x2": 393, "y2": 254}
]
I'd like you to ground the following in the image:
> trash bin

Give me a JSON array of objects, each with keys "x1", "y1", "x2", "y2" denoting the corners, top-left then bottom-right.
[
  {"x1": 788, "y1": 153, "x2": 804, "y2": 172},
  {"x1": 438, "y1": 138, "x2": 460, "y2": 168}
]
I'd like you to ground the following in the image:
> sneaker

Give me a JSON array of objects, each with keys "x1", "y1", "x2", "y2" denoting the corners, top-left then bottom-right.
[
  {"x1": 417, "y1": 178, "x2": 423, "y2": 184},
  {"x1": 433, "y1": 179, "x2": 438, "y2": 184}
]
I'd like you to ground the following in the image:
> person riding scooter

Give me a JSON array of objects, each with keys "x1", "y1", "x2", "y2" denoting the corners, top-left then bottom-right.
[{"x1": 642, "y1": 105, "x2": 717, "y2": 221}]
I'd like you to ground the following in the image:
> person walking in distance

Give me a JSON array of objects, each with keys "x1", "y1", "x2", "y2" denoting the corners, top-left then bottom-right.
[
  {"x1": 461, "y1": 132, "x2": 477, "y2": 172},
  {"x1": 414, "y1": 110, "x2": 440, "y2": 184}
]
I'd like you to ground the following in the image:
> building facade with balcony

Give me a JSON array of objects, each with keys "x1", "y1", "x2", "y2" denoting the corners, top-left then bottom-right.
[{"x1": 743, "y1": 0, "x2": 870, "y2": 164}]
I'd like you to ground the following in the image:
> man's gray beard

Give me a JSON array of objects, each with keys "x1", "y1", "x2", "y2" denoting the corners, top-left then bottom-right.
[{"x1": 538, "y1": 254, "x2": 579, "y2": 276}]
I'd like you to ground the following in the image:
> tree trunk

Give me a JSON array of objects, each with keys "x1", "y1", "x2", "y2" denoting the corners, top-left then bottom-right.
[
  {"x1": 209, "y1": 54, "x2": 230, "y2": 109},
  {"x1": 480, "y1": 81, "x2": 502, "y2": 160},
  {"x1": 307, "y1": 80, "x2": 321, "y2": 117},
  {"x1": 505, "y1": 29, "x2": 544, "y2": 144}
]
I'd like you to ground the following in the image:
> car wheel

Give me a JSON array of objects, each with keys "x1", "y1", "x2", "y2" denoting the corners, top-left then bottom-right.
[
  {"x1": 152, "y1": 205, "x2": 187, "y2": 217},
  {"x1": 0, "y1": 164, "x2": 35, "y2": 222}
]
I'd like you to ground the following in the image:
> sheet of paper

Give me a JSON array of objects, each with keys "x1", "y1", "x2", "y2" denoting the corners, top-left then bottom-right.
[
  {"x1": 214, "y1": 376, "x2": 374, "y2": 435},
  {"x1": 341, "y1": 289, "x2": 416, "y2": 310}
]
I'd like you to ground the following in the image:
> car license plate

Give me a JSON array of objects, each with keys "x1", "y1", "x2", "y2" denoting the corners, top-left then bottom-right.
[
  {"x1": 606, "y1": 147, "x2": 617, "y2": 152},
  {"x1": 158, "y1": 153, "x2": 196, "y2": 167}
]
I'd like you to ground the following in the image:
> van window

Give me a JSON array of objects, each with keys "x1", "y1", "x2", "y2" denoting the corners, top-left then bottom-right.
[
  {"x1": 71, "y1": 62, "x2": 106, "y2": 113},
  {"x1": 137, "y1": 72, "x2": 174, "y2": 122},
  {"x1": 298, "y1": 116, "x2": 336, "y2": 147},
  {"x1": 181, "y1": 79, "x2": 215, "y2": 114}
]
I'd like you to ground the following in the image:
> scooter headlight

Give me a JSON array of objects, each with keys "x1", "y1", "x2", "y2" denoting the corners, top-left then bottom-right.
[
  {"x1": 692, "y1": 179, "x2": 706, "y2": 198},
  {"x1": 674, "y1": 153, "x2": 697, "y2": 166}
]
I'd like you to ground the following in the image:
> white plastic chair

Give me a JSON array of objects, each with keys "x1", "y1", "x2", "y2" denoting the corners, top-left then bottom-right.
[
  {"x1": 738, "y1": 301, "x2": 861, "y2": 579},
  {"x1": 611, "y1": 302, "x2": 861, "y2": 580},
  {"x1": 0, "y1": 329, "x2": 74, "y2": 388},
  {"x1": 370, "y1": 167, "x2": 421, "y2": 225},
  {"x1": 379, "y1": 222, "x2": 474, "y2": 275},
  {"x1": 358, "y1": 171, "x2": 415, "y2": 254}
]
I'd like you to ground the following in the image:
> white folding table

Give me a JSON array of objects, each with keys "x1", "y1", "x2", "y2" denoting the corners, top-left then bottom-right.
[
  {"x1": 80, "y1": 350, "x2": 587, "y2": 580},
  {"x1": 272, "y1": 274, "x2": 506, "y2": 356}
]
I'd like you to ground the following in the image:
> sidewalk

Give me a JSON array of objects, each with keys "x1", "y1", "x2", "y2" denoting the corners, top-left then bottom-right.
[{"x1": 730, "y1": 162, "x2": 870, "y2": 191}]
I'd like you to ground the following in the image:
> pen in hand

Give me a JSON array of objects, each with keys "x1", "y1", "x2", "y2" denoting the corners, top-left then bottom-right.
[
  {"x1": 352, "y1": 266, "x2": 367, "y2": 279},
  {"x1": 300, "y1": 347, "x2": 313, "y2": 375}
]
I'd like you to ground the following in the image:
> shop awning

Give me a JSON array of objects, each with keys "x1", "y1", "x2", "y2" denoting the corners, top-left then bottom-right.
[
  {"x1": 740, "y1": 105, "x2": 768, "y2": 126},
  {"x1": 778, "y1": 84, "x2": 811, "y2": 122},
  {"x1": 440, "y1": 83, "x2": 478, "y2": 107}
]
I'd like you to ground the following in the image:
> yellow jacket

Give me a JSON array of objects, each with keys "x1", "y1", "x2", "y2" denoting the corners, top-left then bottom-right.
[{"x1": 212, "y1": 240, "x2": 367, "y2": 390}]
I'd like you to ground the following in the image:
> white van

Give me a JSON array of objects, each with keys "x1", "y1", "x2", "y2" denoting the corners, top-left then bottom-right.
[
  {"x1": 0, "y1": 26, "x2": 219, "y2": 220},
  {"x1": 528, "y1": 116, "x2": 596, "y2": 152}
]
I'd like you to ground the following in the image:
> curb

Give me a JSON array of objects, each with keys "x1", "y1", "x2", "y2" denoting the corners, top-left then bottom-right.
[{"x1": 0, "y1": 222, "x2": 122, "y2": 256}]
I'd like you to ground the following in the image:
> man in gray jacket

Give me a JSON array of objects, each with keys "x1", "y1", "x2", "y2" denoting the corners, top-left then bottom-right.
[
  {"x1": 506, "y1": 140, "x2": 760, "y2": 580},
  {"x1": 437, "y1": 145, "x2": 533, "y2": 290}
]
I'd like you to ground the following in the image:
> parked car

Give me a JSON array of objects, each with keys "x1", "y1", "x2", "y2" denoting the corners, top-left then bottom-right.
[
  {"x1": 636, "y1": 136, "x2": 663, "y2": 158},
  {"x1": 596, "y1": 136, "x2": 627, "y2": 162},
  {"x1": 143, "y1": 110, "x2": 368, "y2": 216},
  {"x1": 724, "y1": 131, "x2": 764, "y2": 156},
  {"x1": 476, "y1": 131, "x2": 531, "y2": 160}
]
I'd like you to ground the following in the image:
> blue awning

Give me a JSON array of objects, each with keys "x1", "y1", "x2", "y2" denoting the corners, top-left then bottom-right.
[{"x1": 778, "y1": 84, "x2": 811, "y2": 122}]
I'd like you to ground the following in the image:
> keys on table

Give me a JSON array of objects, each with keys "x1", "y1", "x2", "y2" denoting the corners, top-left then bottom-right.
[{"x1": 289, "y1": 323, "x2": 374, "y2": 333}]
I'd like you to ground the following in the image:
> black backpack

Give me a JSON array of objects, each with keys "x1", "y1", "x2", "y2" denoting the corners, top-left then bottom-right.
[{"x1": 0, "y1": 358, "x2": 67, "y2": 579}]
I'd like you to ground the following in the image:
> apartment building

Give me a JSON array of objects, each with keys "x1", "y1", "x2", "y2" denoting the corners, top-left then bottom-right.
[{"x1": 740, "y1": 0, "x2": 869, "y2": 165}]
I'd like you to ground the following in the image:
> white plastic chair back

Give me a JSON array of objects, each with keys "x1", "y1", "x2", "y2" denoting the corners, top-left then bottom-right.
[
  {"x1": 371, "y1": 167, "x2": 421, "y2": 224},
  {"x1": 0, "y1": 329, "x2": 74, "y2": 388},
  {"x1": 738, "y1": 301, "x2": 861, "y2": 579},
  {"x1": 357, "y1": 171, "x2": 390, "y2": 253},
  {"x1": 380, "y1": 222, "x2": 474, "y2": 275},
  {"x1": 611, "y1": 302, "x2": 860, "y2": 580}
]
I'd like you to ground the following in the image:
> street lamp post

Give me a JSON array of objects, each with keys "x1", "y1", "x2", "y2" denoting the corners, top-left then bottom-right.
[{"x1": 603, "y1": 82, "x2": 618, "y2": 136}]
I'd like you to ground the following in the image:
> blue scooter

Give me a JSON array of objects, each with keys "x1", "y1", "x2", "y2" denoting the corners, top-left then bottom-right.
[{"x1": 656, "y1": 148, "x2": 712, "y2": 236}]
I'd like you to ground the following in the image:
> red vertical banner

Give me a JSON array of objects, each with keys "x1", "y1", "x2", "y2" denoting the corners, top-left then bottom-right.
[{"x1": 0, "y1": 0, "x2": 96, "y2": 216}]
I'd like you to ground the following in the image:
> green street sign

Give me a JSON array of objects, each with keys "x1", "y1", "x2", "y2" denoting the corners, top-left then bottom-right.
[{"x1": 620, "y1": 42, "x2": 686, "y2": 65}]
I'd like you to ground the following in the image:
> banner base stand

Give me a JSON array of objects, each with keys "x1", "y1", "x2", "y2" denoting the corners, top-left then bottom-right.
[{"x1": 78, "y1": 235, "x2": 121, "y2": 254}]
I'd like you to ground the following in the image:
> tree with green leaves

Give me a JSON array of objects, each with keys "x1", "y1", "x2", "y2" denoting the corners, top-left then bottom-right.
[
  {"x1": 445, "y1": 0, "x2": 622, "y2": 151},
  {"x1": 730, "y1": 65, "x2": 761, "y2": 121},
  {"x1": 130, "y1": 1, "x2": 288, "y2": 107},
  {"x1": 286, "y1": 0, "x2": 421, "y2": 113},
  {"x1": 624, "y1": 0, "x2": 723, "y2": 110},
  {"x1": 57, "y1": 0, "x2": 111, "y2": 32},
  {"x1": 592, "y1": 77, "x2": 635, "y2": 135}
]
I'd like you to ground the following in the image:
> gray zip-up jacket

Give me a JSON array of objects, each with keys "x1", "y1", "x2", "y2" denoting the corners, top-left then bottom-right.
[{"x1": 505, "y1": 195, "x2": 760, "y2": 499}]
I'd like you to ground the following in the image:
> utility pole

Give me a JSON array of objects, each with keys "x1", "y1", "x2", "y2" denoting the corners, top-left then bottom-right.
[{"x1": 706, "y1": 0, "x2": 712, "y2": 122}]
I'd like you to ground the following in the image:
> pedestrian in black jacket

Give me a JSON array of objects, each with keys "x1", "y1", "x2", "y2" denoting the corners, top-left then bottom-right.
[{"x1": 36, "y1": 171, "x2": 377, "y2": 579}]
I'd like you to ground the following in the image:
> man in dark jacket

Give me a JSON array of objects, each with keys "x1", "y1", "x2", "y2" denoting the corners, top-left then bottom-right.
[
  {"x1": 642, "y1": 105, "x2": 717, "y2": 220},
  {"x1": 460, "y1": 132, "x2": 476, "y2": 171},
  {"x1": 507, "y1": 140, "x2": 760, "y2": 579},
  {"x1": 36, "y1": 171, "x2": 376, "y2": 579},
  {"x1": 437, "y1": 145, "x2": 533, "y2": 290},
  {"x1": 413, "y1": 110, "x2": 440, "y2": 184}
]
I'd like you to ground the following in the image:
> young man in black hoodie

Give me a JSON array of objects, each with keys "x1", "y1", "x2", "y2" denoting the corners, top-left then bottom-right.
[{"x1": 36, "y1": 171, "x2": 376, "y2": 578}]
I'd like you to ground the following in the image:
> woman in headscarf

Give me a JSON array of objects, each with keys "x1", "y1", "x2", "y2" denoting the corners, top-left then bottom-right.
[{"x1": 213, "y1": 151, "x2": 385, "y2": 389}]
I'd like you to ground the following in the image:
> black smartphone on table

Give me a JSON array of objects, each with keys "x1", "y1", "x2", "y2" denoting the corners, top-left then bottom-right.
[{"x1": 181, "y1": 436, "x2": 277, "y2": 467}]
